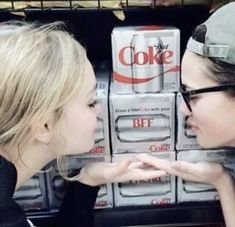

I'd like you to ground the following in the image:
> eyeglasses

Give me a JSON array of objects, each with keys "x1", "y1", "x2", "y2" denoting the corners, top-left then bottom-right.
[{"x1": 180, "y1": 84, "x2": 235, "y2": 112}]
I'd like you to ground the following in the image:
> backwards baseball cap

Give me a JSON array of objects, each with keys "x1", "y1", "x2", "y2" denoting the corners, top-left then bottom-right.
[{"x1": 187, "y1": 2, "x2": 235, "y2": 65}]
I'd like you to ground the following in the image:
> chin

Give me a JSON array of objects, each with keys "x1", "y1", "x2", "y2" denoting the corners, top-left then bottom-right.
[
  {"x1": 87, "y1": 141, "x2": 95, "y2": 151},
  {"x1": 197, "y1": 137, "x2": 224, "y2": 149},
  {"x1": 198, "y1": 143, "x2": 214, "y2": 149},
  {"x1": 69, "y1": 144, "x2": 95, "y2": 155},
  {"x1": 196, "y1": 137, "x2": 215, "y2": 149}
]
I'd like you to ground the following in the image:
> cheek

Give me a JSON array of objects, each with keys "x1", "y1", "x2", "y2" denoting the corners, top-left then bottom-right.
[
  {"x1": 77, "y1": 109, "x2": 98, "y2": 134},
  {"x1": 193, "y1": 112, "x2": 225, "y2": 148},
  {"x1": 195, "y1": 111, "x2": 218, "y2": 133},
  {"x1": 73, "y1": 112, "x2": 91, "y2": 130},
  {"x1": 193, "y1": 97, "x2": 235, "y2": 147},
  {"x1": 66, "y1": 110, "x2": 97, "y2": 152}
]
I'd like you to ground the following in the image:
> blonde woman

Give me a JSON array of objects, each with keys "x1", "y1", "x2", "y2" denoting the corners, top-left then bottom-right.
[
  {"x1": 137, "y1": 2, "x2": 235, "y2": 227},
  {"x1": 0, "y1": 21, "x2": 166, "y2": 227}
]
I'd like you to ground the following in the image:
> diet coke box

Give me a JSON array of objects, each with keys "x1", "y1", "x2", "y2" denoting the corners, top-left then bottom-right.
[
  {"x1": 110, "y1": 84, "x2": 175, "y2": 153},
  {"x1": 46, "y1": 155, "x2": 113, "y2": 210},
  {"x1": 113, "y1": 152, "x2": 176, "y2": 207},
  {"x1": 14, "y1": 173, "x2": 48, "y2": 211},
  {"x1": 176, "y1": 93, "x2": 201, "y2": 150},
  {"x1": 89, "y1": 63, "x2": 110, "y2": 155},
  {"x1": 177, "y1": 149, "x2": 235, "y2": 202},
  {"x1": 111, "y1": 25, "x2": 180, "y2": 94}
]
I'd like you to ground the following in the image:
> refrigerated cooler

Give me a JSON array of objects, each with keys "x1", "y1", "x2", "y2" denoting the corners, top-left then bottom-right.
[{"x1": 0, "y1": 1, "x2": 228, "y2": 226}]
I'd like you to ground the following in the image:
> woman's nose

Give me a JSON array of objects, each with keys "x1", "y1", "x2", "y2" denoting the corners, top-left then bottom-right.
[
  {"x1": 179, "y1": 99, "x2": 191, "y2": 116},
  {"x1": 95, "y1": 103, "x2": 102, "y2": 115}
]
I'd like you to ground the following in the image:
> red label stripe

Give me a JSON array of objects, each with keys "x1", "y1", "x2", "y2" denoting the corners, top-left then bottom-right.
[{"x1": 113, "y1": 65, "x2": 180, "y2": 84}]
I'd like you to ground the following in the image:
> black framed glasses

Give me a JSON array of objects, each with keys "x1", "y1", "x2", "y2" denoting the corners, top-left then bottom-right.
[{"x1": 179, "y1": 84, "x2": 235, "y2": 112}]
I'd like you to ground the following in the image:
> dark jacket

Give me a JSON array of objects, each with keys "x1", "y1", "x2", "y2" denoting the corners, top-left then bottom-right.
[{"x1": 0, "y1": 155, "x2": 99, "y2": 227}]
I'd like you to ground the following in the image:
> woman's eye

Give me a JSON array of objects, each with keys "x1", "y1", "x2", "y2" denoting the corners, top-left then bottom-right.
[
  {"x1": 88, "y1": 100, "x2": 97, "y2": 108},
  {"x1": 190, "y1": 95, "x2": 199, "y2": 102}
]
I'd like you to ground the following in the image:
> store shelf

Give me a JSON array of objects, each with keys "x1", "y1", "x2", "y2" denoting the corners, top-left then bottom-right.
[
  {"x1": 28, "y1": 201, "x2": 224, "y2": 227},
  {"x1": 0, "y1": 3, "x2": 224, "y2": 227},
  {"x1": 0, "y1": 0, "x2": 208, "y2": 12},
  {"x1": 9, "y1": 4, "x2": 209, "y2": 62}
]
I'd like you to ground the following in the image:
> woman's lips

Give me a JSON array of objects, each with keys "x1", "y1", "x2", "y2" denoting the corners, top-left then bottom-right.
[
  {"x1": 187, "y1": 120, "x2": 199, "y2": 132},
  {"x1": 190, "y1": 125, "x2": 199, "y2": 132},
  {"x1": 188, "y1": 122, "x2": 199, "y2": 132}
]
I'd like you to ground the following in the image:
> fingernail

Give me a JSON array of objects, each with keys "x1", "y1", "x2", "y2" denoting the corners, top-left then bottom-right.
[{"x1": 171, "y1": 161, "x2": 179, "y2": 167}]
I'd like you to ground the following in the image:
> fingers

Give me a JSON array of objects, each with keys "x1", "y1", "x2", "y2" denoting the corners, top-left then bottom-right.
[
  {"x1": 136, "y1": 153, "x2": 172, "y2": 172},
  {"x1": 105, "y1": 159, "x2": 132, "y2": 180},
  {"x1": 118, "y1": 159, "x2": 133, "y2": 170},
  {"x1": 110, "y1": 157, "x2": 169, "y2": 183},
  {"x1": 171, "y1": 161, "x2": 194, "y2": 172},
  {"x1": 114, "y1": 169, "x2": 167, "y2": 183},
  {"x1": 171, "y1": 161, "x2": 204, "y2": 176},
  {"x1": 137, "y1": 154, "x2": 200, "y2": 176},
  {"x1": 136, "y1": 154, "x2": 203, "y2": 182},
  {"x1": 88, "y1": 156, "x2": 216, "y2": 185},
  {"x1": 128, "y1": 161, "x2": 146, "y2": 169},
  {"x1": 132, "y1": 169, "x2": 168, "y2": 181},
  {"x1": 168, "y1": 161, "x2": 214, "y2": 182}
]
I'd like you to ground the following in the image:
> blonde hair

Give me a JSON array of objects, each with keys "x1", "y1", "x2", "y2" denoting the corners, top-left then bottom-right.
[{"x1": 0, "y1": 21, "x2": 86, "y2": 152}]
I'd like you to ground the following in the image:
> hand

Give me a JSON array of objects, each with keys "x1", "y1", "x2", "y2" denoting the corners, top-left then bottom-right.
[
  {"x1": 136, "y1": 153, "x2": 230, "y2": 189},
  {"x1": 76, "y1": 158, "x2": 167, "y2": 187}
]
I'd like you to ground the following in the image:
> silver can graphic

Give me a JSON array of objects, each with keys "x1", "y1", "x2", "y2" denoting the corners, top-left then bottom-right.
[
  {"x1": 52, "y1": 175, "x2": 67, "y2": 201},
  {"x1": 131, "y1": 33, "x2": 164, "y2": 93},
  {"x1": 95, "y1": 116, "x2": 104, "y2": 143},
  {"x1": 118, "y1": 175, "x2": 171, "y2": 197},
  {"x1": 184, "y1": 116, "x2": 196, "y2": 138},
  {"x1": 115, "y1": 114, "x2": 170, "y2": 142},
  {"x1": 183, "y1": 180, "x2": 215, "y2": 193},
  {"x1": 14, "y1": 176, "x2": 42, "y2": 200},
  {"x1": 97, "y1": 184, "x2": 108, "y2": 198}
]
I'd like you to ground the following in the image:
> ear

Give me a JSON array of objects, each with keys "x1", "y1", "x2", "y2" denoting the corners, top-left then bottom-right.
[
  {"x1": 32, "y1": 115, "x2": 58, "y2": 145},
  {"x1": 34, "y1": 123, "x2": 52, "y2": 145}
]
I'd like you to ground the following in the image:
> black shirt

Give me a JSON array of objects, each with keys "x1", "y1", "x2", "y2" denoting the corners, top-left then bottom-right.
[
  {"x1": 0, "y1": 155, "x2": 29, "y2": 227},
  {"x1": 0, "y1": 155, "x2": 100, "y2": 227}
]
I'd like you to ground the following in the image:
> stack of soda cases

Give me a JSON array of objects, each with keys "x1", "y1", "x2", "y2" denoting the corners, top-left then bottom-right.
[
  {"x1": 13, "y1": 25, "x2": 235, "y2": 212},
  {"x1": 110, "y1": 25, "x2": 180, "y2": 206}
]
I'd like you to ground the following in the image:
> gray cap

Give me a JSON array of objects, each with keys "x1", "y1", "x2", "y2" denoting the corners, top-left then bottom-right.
[{"x1": 187, "y1": 2, "x2": 235, "y2": 65}]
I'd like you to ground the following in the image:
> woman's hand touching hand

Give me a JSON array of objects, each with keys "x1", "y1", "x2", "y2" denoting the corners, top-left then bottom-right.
[
  {"x1": 76, "y1": 158, "x2": 167, "y2": 187},
  {"x1": 136, "y1": 153, "x2": 231, "y2": 190}
]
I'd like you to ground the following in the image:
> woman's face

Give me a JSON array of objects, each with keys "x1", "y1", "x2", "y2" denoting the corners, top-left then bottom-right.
[
  {"x1": 180, "y1": 50, "x2": 235, "y2": 148},
  {"x1": 56, "y1": 59, "x2": 101, "y2": 154}
]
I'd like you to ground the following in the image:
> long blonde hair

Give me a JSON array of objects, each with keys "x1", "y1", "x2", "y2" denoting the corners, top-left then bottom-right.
[{"x1": 0, "y1": 21, "x2": 86, "y2": 153}]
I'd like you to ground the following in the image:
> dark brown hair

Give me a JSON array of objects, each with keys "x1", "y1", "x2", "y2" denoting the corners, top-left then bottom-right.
[{"x1": 191, "y1": 24, "x2": 235, "y2": 96}]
